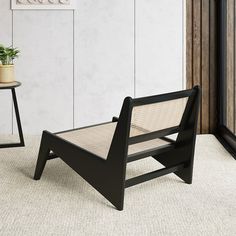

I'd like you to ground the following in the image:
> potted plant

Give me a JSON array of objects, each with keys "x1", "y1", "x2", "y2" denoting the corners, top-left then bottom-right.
[{"x1": 0, "y1": 45, "x2": 20, "y2": 83}]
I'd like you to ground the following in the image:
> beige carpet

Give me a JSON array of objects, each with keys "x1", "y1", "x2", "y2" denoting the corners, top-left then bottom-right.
[{"x1": 0, "y1": 135, "x2": 235, "y2": 236}]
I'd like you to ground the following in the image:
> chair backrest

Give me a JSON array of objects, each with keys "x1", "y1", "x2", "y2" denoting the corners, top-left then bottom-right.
[
  {"x1": 128, "y1": 87, "x2": 200, "y2": 146},
  {"x1": 129, "y1": 97, "x2": 188, "y2": 138},
  {"x1": 107, "y1": 86, "x2": 200, "y2": 162}
]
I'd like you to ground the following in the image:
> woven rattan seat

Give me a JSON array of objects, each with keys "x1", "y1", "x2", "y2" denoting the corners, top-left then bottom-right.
[{"x1": 57, "y1": 122, "x2": 169, "y2": 159}]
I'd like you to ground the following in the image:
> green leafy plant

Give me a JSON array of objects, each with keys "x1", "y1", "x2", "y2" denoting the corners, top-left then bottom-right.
[{"x1": 0, "y1": 44, "x2": 20, "y2": 65}]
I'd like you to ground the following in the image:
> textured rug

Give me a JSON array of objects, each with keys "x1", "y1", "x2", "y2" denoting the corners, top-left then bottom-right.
[{"x1": 0, "y1": 135, "x2": 235, "y2": 236}]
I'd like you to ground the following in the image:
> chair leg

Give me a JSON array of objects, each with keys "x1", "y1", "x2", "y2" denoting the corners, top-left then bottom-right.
[
  {"x1": 93, "y1": 175, "x2": 125, "y2": 211},
  {"x1": 116, "y1": 202, "x2": 124, "y2": 211},
  {"x1": 34, "y1": 132, "x2": 50, "y2": 180},
  {"x1": 12, "y1": 88, "x2": 25, "y2": 147},
  {"x1": 153, "y1": 147, "x2": 194, "y2": 184},
  {"x1": 174, "y1": 160, "x2": 193, "y2": 184},
  {"x1": 112, "y1": 192, "x2": 125, "y2": 211}
]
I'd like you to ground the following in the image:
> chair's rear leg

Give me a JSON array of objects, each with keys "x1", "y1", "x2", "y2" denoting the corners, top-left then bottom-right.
[
  {"x1": 172, "y1": 156, "x2": 194, "y2": 184},
  {"x1": 153, "y1": 147, "x2": 194, "y2": 184},
  {"x1": 175, "y1": 163, "x2": 193, "y2": 184},
  {"x1": 34, "y1": 132, "x2": 51, "y2": 180}
]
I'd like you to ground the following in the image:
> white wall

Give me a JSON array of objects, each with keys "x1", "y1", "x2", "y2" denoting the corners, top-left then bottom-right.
[{"x1": 0, "y1": 0, "x2": 185, "y2": 135}]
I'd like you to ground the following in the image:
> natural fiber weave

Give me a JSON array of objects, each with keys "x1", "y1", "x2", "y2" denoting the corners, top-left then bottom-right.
[
  {"x1": 130, "y1": 97, "x2": 188, "y2": 136},
  {"x1": 57, "y1": 122, "x2": 168, "y2": 159},
  {"x1": 57, "y1": 98, "x2": 188, "y2": 159}
]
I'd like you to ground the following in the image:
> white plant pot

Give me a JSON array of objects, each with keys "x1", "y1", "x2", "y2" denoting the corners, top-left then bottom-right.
[{"x1": 0, "y1": 65, "x2": 15, "y2": 83}]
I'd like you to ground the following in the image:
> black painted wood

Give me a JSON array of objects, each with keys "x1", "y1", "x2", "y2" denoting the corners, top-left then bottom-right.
[
  {"x1": 0, "y1": 81, "x2": 21, "y2": 90},
  {"x1": 125, "y1": 163, "x2": 185, "y2": 188},
  {"x1": 0, "y1": 87, "x2": 24, "y2": 149},
  {"x1": 34, "y1": 87, "x2": 200, "y2": 210}
]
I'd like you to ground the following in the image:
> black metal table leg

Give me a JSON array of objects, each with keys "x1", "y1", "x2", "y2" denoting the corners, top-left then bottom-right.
[
  {"x1": 0, "y1": 84, "x2": 25, "y2": 148},
  {"x1": 12, "y1": 88, "x2": 25, "y2": 146}
]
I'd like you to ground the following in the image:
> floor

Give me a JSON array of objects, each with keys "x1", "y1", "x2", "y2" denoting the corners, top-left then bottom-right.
[{"x1": 0, "y1": 135, "x2": 235, "y2": 236}]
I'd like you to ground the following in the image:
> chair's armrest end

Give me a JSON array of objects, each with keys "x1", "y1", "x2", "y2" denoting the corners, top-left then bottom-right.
[{"x1": 112, "y1": 116, "x2": 119, "y2": 122}]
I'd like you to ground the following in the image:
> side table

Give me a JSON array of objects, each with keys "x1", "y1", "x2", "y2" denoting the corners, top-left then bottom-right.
[{"x1": 0, "y1": 81, "x2": 25, "y2": 148}]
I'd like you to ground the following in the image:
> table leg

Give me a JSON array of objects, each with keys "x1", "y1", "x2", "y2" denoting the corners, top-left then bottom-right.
[
  {"x1": 12, "y1": 88, "x2": 25, "y2": 147},
  {"x1": 0, "y1": 88, "x2": 25, "y2": 148}
]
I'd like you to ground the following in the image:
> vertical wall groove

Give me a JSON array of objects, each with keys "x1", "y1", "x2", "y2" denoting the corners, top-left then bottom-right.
[
  {"x1": 193, "y1": 0, "x2": 201, "y2": 133},
  {"x1": 201, "y1": 0, "x2": 210, "y2": 133},
  {"x1": 209, "y1": 0, "x2": 217, "y2": 133},
  {"x1": 200, "y1": 0, "x2": 203, "y2": 133},
  {"x1": 186, "y1": 0, "x2": 193, "y2": 90}
]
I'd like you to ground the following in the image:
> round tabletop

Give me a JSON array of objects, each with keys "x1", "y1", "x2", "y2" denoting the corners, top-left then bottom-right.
[{"x1": 0, "y1": 81, "x2": 21, "y2": 90}]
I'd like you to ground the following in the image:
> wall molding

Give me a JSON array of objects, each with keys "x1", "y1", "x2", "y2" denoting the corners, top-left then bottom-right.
[{"x1": 11, "y1": 0, "x2": 77, "y2": 9}]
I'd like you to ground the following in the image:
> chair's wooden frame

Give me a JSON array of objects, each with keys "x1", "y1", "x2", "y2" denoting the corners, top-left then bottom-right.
[{"x1": 34, "y1": 86, "x2": 200, "y2": 210}]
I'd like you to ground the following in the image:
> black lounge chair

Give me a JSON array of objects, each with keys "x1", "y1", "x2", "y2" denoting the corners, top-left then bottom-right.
[{"x1": 34, "y1": 86, "x2": 200, "y2": 210}]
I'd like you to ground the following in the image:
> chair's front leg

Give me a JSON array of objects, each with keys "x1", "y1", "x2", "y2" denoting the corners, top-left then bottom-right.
[{"x1": 34, "y1": 131, "x2": 51, "y2": 180}]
